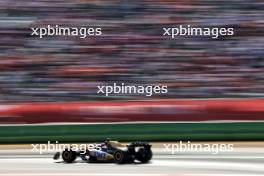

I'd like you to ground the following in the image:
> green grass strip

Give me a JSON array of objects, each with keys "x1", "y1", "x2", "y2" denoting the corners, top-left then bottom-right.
[{"x1": 0, "y1": 122, "x2": 264, "y2": 143}]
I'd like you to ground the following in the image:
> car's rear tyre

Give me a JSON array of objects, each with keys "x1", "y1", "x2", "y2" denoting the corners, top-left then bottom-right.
[
  {"x1": 114, "y1": 150, "x2": 131, "y2": 164},
  {"x1": 136, "y1": 148, "x2": 152, "y2": 163},
  {"x1": 62, "y1": 149, "x2": 77, "y2": 163}
]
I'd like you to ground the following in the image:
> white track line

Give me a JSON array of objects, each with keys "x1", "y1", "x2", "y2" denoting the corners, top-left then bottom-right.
[{"x1": 1, "y1": 120, "x2": 264, "y2": 126}]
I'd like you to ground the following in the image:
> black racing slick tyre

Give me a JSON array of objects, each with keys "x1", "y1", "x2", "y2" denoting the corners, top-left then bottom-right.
[
  {"x1": 53, "y1": 152, "x2": 61, "y2": 160},
  {"x1": 136, "y1": 148, "x2": 152, "y2": 163},
  {"x1": 114, "y1": 150, "x2": 130, "y2": 164},
  {"x1": 62, "y1": 149, "x2": 77, "y2": 163}
]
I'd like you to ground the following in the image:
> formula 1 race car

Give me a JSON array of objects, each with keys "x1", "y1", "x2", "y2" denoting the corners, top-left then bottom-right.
[{"x1": 53, "y1": 139, "x2": 152, "y2": 164}]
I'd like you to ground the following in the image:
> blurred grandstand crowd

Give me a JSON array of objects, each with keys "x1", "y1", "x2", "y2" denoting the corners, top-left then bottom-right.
[{"x1": 0, "y1": 0, "x2": 263, "y2": 102}]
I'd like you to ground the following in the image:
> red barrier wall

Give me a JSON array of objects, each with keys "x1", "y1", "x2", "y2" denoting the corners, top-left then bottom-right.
[{"x1": 0, "y1": 99, "x2": 263, "y2": 124}]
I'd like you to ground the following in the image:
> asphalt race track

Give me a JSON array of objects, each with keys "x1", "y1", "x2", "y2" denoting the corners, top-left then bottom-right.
[{"x1": 0, "y1": 142, "x2": 264, "y2": 176}]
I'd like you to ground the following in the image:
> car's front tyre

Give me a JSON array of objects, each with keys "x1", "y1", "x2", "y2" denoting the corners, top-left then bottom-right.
[{"x1": 62, "y1": 149, "x2": 77, "y2": 163}]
